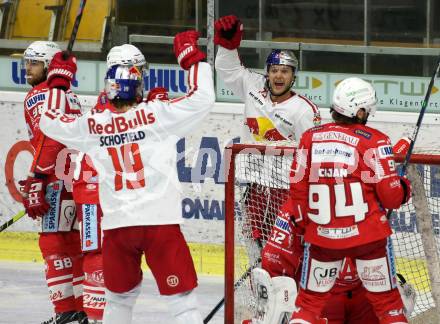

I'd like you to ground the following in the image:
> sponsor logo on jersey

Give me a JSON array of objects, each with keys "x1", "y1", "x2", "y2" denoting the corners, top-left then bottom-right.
[
  {"x1": 378, "y1": 145, "x2": 393, "y2": 158},
  {"x1": 82, "y1": 204, "x2": 98, "y2": 251},
  {"x1": 358, "y1": 257, "x2": 391, "y2": 292},
  {"x1": 274, "y1": 217, "x2": 289, "y2": 232},
  {"x1": 313, "y1": 113, "x2": 321, "y2": 126},
  {"x1": 307, "y1": 259, "x2": 340, "y2": 292},
  {"x1": 311, "y1": 142, "x2": 356, "y2": 166},
  {"x1": 88, "y1": 110, "x2": 155, "y2": 135},
  {"x1": 274, "y1": 113, "x2": 293, "y2": 126},
  {"x1": 317, "y1": 225, "x2": 359, "y2": 239},
  {"x1": 83, "y1": 293, "x2": 106, "y2": 309},
  {"x1": 354, "y1": 129, "x2": 372, "y2": 139},
  {"x1": 99, "y1": 130, "x2": 146, "y2": 147},
  {"x1": 312, "y1": 131, "x2": 359, "y2": 146},
  {"x1": 25, "y1": 92, "x2": 46, "y2": 110},
  {"x1": 91, "y1": 270, "x2": 105, "y2": 284},
  {"x1": 248, "y1": 91, "x2": 264, "y2": 106},
  {"x1": 42, "y1": 181, "x2": 62, "y2": 232},
  {"x1": 318, "y1": 168, "x2": 348, "y2": 178}
]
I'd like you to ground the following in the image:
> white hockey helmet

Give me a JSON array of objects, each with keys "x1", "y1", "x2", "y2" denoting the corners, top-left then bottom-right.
[
  {"x1": 23, "y1": 41, "x2": 61, "y2": 68},
  {"x1": 106, "y1": 44, "x2": 147, "y2": 68},
  {"x1": 332, "y1": 77, "x2": 377, "y2": 118}
]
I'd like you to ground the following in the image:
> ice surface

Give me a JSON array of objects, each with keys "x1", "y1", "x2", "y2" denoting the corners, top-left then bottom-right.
[{"x1": 0, "y1": 261, "x2": 224, "y2": 324}]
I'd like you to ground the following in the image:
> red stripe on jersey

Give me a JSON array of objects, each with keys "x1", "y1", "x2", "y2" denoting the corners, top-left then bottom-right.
[
  {"x1": 30, "y1": 89, "x2": 61, "y2": 173},
  {"x1": 298, "y1": 94, "x2": 319, "y2": 114},
  {"x1": 47, "y1": 277, "x2": 74, "y2": 287},
  {"x1": 169, "y1": 63, "x2": 199, "y2": 104}
]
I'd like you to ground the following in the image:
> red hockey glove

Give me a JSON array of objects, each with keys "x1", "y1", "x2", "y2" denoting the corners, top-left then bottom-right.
[
  {"x1": 173, "y1": 30, "x2": 206, "y2": 70},
  {"x1": 147, "y1": 87, "x2": 169, "y2": 102},
  {"x1": 47, "y1": 51, "x2": 77, "y2": 90},
  {"x1": 214, "y1": 15, "x2": 243, "y2": 50},
  {"x1": 22, "y1": 174, "x2": 49, "y2": 219},
  {"x1": 400, "y1": 176, "x2": 412, "y2": 204},
  {"x1": 393, "y1": 137, "x2": 411, "y2": 156},
  {"x1": 18, "y1": 179, "x2": 27, "y2": 199}
]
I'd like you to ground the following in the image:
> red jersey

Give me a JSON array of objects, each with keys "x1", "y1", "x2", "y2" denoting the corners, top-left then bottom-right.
[
  {"x1": 24, "y1": 82, "x2": 81, "y2": 181},
  {"x1": 289, "y1": 122, "x2": 406, "y2": 249}
]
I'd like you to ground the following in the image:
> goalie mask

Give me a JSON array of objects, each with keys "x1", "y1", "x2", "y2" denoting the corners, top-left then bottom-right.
[
  {"x1": 23, "y1": 41, "x2": 61, "y2": 68},
  {"x1": 332, "y1": 77, "x2": 377, "y2": 118},
  {"x1": 105, "y1": 65, "x2": 144, "y2": 101}
]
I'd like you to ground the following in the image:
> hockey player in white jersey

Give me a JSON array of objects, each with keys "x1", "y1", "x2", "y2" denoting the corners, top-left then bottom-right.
[
  {"x1": 214, "y1": 14, "x2": 321, "y2": 252},
  {"x1": 39, "y1": 30, "x2": 215, "y2": 324},
  {"x1": 214, "y1": 15, "x2": 320, "y2": 143}
]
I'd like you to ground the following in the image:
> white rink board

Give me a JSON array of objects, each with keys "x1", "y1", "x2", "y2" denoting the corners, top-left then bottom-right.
[{"x1": 0, "y1": 90, "x2": 440, "y2": 244}]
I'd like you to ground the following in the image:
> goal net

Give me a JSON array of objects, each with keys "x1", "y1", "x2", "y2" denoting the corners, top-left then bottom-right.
[{"x1": 224, "y1": 143, "x2": 440, "y2": 324}]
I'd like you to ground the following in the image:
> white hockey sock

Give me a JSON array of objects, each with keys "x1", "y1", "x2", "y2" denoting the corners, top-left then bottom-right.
[
  {"x1": 164, "y1": 290, "x2": 203, "y2": 324},
  {"x1": 102, "y1": 283, "x2": 141, "y2": 324}
]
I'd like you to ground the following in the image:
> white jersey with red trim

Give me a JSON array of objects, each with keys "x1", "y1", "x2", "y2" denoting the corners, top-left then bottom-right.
[
  {"x1": 39, "y1": 62, "x2": 215, "y2": 230},
  {"x1": 215, "y1": 47, "x2": 321, "y2": 142}
]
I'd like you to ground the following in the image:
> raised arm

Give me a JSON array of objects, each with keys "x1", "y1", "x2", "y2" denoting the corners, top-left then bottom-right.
[
  {"x1": 148, "y1": 31, "x2": 215, "y2": 137},
  {"x1": 214, "y1": 15, "x2": 264, "y2": 99},
  {"x1": 39, "y1": 95, "x2": 92, "y2": 153}
]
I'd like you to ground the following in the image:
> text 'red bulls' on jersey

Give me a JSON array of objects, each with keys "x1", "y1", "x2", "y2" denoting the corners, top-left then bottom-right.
[{"x1": 39, "y1": 62, "x2": 215, "y2": 230}]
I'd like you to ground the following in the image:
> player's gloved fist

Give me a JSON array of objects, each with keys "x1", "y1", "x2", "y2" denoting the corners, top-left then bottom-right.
[
  {"x1": 147, "y1": 87, "x2": 169, "y2": 102},
  {"x1": 214, "y1": 15, "x2": 243, "y2": 50},
  {"x1": 47, "y1": 51, "x2": 77, "y2": 90},
  {"x1": 18, "y1": 179, "x2": 27, "y2": 199},
  {"x1": 393, "y1": 137, "x2": 411, "y2": 156},
  {"x1": 400, "y1": 176, "x2": 412, "y2": 204},
  {"x1": 22, "y1": 174, "x2": 49, "y2": 219},
  {"x1": 173, "y1": 30, "x2": 206, "y2": 70}
]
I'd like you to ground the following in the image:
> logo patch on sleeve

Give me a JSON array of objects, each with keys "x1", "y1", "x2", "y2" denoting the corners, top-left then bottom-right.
[{"x1": 378, "y1": 145, "x2": 393, "y2": 158}]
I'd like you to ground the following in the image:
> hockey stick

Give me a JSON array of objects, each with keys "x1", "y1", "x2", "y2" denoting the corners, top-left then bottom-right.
[
  {"x1": 203, "y1": 239, "x2": 263, "y2": 323},
  {"x1": 65, "y1": 0, "x2": 87, "y2": 56},
  {"x1": 0, "y1": 210, "x2": 26, "y2": 233},
  {"x1": 386, "y1": 55, "x2": 440, "y2": 218}
]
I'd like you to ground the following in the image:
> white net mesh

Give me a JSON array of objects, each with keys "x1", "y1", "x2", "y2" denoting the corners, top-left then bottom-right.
[{"x1": 226, "y1": 144, "x2": 440, "y2": 324}]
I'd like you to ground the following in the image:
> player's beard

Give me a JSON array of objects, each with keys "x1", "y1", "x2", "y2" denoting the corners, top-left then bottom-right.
[
  {"x1": 26, "y1": 70, "x2": 46, "y2": 87},
  {"x1": 268, "y1": 80, "x2": 292, "y2": 98}
]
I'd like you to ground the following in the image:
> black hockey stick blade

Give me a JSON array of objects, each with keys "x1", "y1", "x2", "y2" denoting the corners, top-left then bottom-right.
[{"x1": 0, "y1": 210, "x2": 26, "y2": 233}]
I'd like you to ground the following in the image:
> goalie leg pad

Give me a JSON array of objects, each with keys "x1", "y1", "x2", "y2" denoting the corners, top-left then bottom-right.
[
  {"x1": 251, "y1": 268, "x2": 297, "y2": 324},
  {"x1": 102, "y1": 283, "x2": 141, "y2": 324},
  {"x1": 163, "y1": 289, "x2": 203, "y2": 324}
]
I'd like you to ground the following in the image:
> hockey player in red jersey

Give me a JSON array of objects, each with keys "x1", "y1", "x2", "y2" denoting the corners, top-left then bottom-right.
[
  {"x1": 288, "y1": 77, "x2": 412, "y2": 324},
  {"x1": 258, "y1": 200, "x2": 415, "y2": 324},
  {"x1": 21, "y1": 41, "x2": 86, "y2": 323},
  {"x1": 214, "y1": 14, "x2": 321, "y2": 249},
  {"x1": 39, "y1": 30, "x2": 214, "y2": 324}
]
